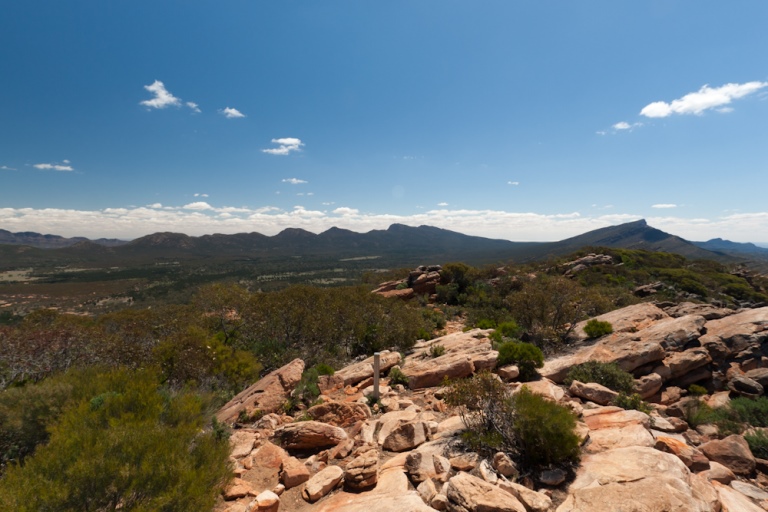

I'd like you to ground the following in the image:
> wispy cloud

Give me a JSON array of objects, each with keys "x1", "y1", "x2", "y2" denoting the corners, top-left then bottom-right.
[
  {"x1": 0, "y1": 165, "x2": 17, "y2": 171},
  {"x1": 263, "y1": 138, "x2": 304, "y2": 156},
  {"x1": 140, "y1": 80, "x2": 182, "y2": 109},
  {"x1": 282, "y1": 178, "x2": 307, "y2": 185},
  {"x1": 333, "y1": 207, "x2": 359, "y2": 216},
  {"x1": 437, "y1": 202, "x2": 448, "y2": 206},
  {"x1": 652, "y1": 204, "x2": 677, "y2": 209},
  {"x1": 194, "y1": 193, "x2": 209, "y2": 198},
  {"x1": 34, "y1": 162, "x2": 74, "y2": 171},
  {"x1": 219, "y1": 107, "x2": 245, "y2": 119},
  {"x1": 640, "y1": 81, "x2": 768, "y2": 118},
  {"x1": 186, "y1": 102, "x2": 201, "y2": 113},
  {"x1": 507, "y1": 181, "x2": 519, "y2": 186}
]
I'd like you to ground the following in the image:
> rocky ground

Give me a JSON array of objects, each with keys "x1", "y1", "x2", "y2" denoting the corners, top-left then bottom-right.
[{"x1": 214, "y1": 302, "x2": 768, "y2": 512}]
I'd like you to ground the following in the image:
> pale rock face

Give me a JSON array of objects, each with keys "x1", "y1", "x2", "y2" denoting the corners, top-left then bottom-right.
[
  {"x1": 302, "y1": 465, "x2": 344, "y2": 503},
  {"x1": 306, "y1": 400, "x2": 371, "y2": 427},
  {"x1": 223, "y1": 478, "x2": 253, "y2": 501},
  {"x1": 253, "y1": 490, "x2": 280, "y2": 512},
  {"x1": 568, "y1": 380, "x2": 618, "y2": 406},
  {"x1": 582, "y1": 406, "x2": 651, "y2": 431},
  {"x1": 584, "y1": 423, "x2": 654, "y2": 454},
  {"x1": 344, "y1": 449, "x2": 379, "y2": 490},
  {"x1": 382, "y1": 421, "x2": 429, "y2": 452},
  {"x1": 511, "y1": 379, "x2": 565, "y2": 401},
  {"x1": 446, "y1": 472, "x2": 526, "y2": 512},
  {"x1": 216, "y1": 358, "x2": 305, "y2": 423},
  {"x1": 654, "y1": 436, "x2": 710, "y2": 471},
  {"x1": 280, "y1": 456, "x2": 310, "y2": 489},
  {"x1": 229, "y1": 430, "x2": 257, "y2": 459},
  {"x1": 699, "y1": 307, "x2": 768, "y2": 359},
  {"x1": 492, "y1": 452, "x2": 518, "y2": 478},
  {"x1": 713, "y1": 480, "x2": 766, "y2": 512},
  {"x1": 634, "y1": 372, "x2": 663, "y2": 399},
  {"x1": 497, "y1": 479, "x2": 553, "y2": 512},
  {"x1": 653, "y1": 347, "x2": 712, "y2": 382},
  {"x1": 275, "y1": 420, "x2": 348, "y2": 450},
  {"x1": 699, "y1": 435, "x2": 756, "y2": 475},
  {"x1": 570, "y1": 303, "x2": 670, "y2": 341}
]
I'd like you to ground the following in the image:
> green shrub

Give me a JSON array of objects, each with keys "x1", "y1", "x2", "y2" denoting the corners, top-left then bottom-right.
[
  {"x1": 564, "y1": 361, "x2": 634, "y2": 394},
  {"x1": 388, "y1": 367, "x2": 409, "y2": 387},
  {"x1": 583, "y1": 319, "x2": 613, "y2": 338},
  {"x1": 688, "y1": 384, "x2": 708, "y2": 396},
  {"x1": 0, "y1": 369, "x2": 231, "y2": 511},
  {"x1": 429, "y1": 344, "x2": 446, "y2": 358},
  {"x1": 496, "y1": 342, "x2": 544, "y2": 381},
  {"x1": 612, "y1": 392, "x2": 652, "y2": 414},
  {"x1": 475, "y1": 318, "x2": 497, "y2": 329},
  {"x1": 512, "y1": 386, "x2": 581, "y2": 469},
  {"x1": 729, "y1": 397, "x2": 768, "y2": 427},
  {"x1": 745, "y1": 430, "x2": 768, "y2": 459},
  {"x1": 314, "y1": 363, "x2": 335, "y2": 376}
]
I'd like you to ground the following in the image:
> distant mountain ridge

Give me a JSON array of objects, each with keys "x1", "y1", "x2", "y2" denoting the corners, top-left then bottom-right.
[{"x1": 0, "y1": 220, "x2": 765, "y2": 269}]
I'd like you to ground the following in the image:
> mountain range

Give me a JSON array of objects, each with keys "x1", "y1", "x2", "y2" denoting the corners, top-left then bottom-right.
[{"x1": 1, "y1": 220, "x2": 767, "y2": 269}]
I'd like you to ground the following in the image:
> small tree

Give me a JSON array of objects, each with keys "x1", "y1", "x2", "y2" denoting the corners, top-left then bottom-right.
[{"x1": 497, "y1": 342, "x2": 544, "y2": 381}]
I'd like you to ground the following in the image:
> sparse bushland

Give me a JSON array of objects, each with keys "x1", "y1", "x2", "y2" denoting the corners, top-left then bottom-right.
[
  {"x1": 612, "y1": 392, "x2": 652, "y2": 414},
  {"x1": 683, "y1": 396, "x2": 768, "y2": 435},
  {"x1": 745, "y1": 430, "x2": 768, "y2": 459},
  {"x1": 387, "y1": 366, "x2": 409, "y2": 387},
  {"x1": 0, "y1": 368, "x2": 231, "y2": 510},
  {"x1": 444, "y1": 373, "x2": 580, "y2": 472},
  {"x1": 563, "y1": 361, "x2": 634, "y2": 394},
  {"x1": 284, "y1": 363, "x2": 336, "y2": 412},
  {"x1": 583, "y1": 319, "x2": 613, "y2": 338}
]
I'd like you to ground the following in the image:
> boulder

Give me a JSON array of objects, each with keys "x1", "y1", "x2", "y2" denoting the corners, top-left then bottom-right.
[
  {"x1": 252, "y1": 441, "x2": 290, "y2": 470},
  {"x1": 275, "y1": 421, "x2": 348, "y2": 450},
  {"x1": 699, "y1": 435, "x2": 756, "y2": 475},
  {"x1": 223, "y1": 478, "x2": 254, "y2": 501},
  {"x1": 446, "y1": 472, "x2": 526, "y2": 512},
  {"x1": 745, "y1": 367, "x2": 768, "y2": 388},
  {"x1": 512, "y1": 379, "x2": 565, "y2": 402},
  {"x1": 584, "y1": 423, "x2": 654, "y2": 454},
  {"x1": 569, "y1": 380, "x2": 618, "y2": 406},
  {"x1": 335, "y1": 350, "x2": 402, "y2": 387},
  {"x1": 634, "y1": 373, "x2": 663, "y2": 399},
  {"x1": 497, "y1": 479, "x2": 552, "y2": 512},
  {"x1": 417, "y1": 478, "x2": 438, "y2": 504},
  {"x1": 253, "y1": 490, "x2": 280, "y2": 512},
  {"x1": 306, "y1": 400, "x2": 371, "y2": 427},
  {"x1": 344, "y1": 449, "x2": 379, "y2": 490},
  {"x1": 654, "y1": 436, "x2": 710, "y2": 471},
  {"x1": 492, "y1": 452, "x2": 518, "y2": 478},
  {"x1": 570, "y1": 303, "x2": 669, "y2": 341},
  {"x1": 582, "y1": 406, "x2": 651, "y2": 430},
  {"x1": 653, "y1": 348, "x2": 712, "y2": 382},
  {"x1": 664, "y1": 302, "x2": 734, "y2": 320},
  {"x1": 404, "y1": 353, "x2": 475, "y2": 390},
  {"x1": 280, "y1": 456, "x2": 310, "y2": 489},
  {"x1": 229, "y1": 430, "x2": 257, "y2": 459},
  {"x1": 713, "y1": 480, "x2": 766, "y2": 512},
  {"x1": 727, "y1": 375, "x2": 764, "y2": 398},
  {"x1": 302, "y1": 465, "x2": 345, "y2": 502},
  {"x1": 314, "y1": 467, "x2": 434, "y2": 512},
  {"x1": 699, "y1": 307, "x2": 768, "y2": 359},
  {"x1": 216, "y1": 358, "x2": 305, "y2": 423},
  {"x1": 701, "y1": 460, "x2": 736, "y2": 484},
  {"x1": 497, "y1": 364, "x2": 520, "y2": 381},
  {"x1": 636, "y1": 314, "x2": 707, "y2": 352},
  {"x1": 382, "y1": 421, "x2": 429, "y2": 452}
]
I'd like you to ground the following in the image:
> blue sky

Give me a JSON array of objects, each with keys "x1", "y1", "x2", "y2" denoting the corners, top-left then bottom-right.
[{"x1": 2, "y1": 1, "x2": 767, "y2": 243}]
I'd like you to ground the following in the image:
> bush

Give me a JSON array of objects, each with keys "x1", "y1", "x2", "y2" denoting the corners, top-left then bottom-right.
[
  {"x1": 563, "y1": 361, "x2": 634, "y2": 394},
  {"x1": 513, "y1": 386, "x2": 581, "y2": 469},
  {"x1": 496, "y1": 342, "x2": 543, "y2": 381},
  {"x1": 583, "y1": 319, "x2": 613, "y2": 338},
  {"x1": 729, "y1": 397, "x2": 768, "y2": 427},
  {"x1": 387, "y1": 367, "x2": 409, "y2": 387},
  {"x1": 613, "y1": 392, "x2": 652, "y2": 414},
  {"x1": 0, "y1": 369, "x2": 231, "y2": 511},
  {"x1": 746, "y1": 430, "x2": 768, "y2": 459},
  {"x1": 314, "y1": 363, "x2": 335, "y2": 376},
  {"x1": 688, "y1": 384, "x2": 708, "y2": 396},
  {"x1": 475, "y1": 319, "x2": 496, "y2": 329},
  {"x1": 429, "y1": 344, "x2": 446, "y2": 358}
]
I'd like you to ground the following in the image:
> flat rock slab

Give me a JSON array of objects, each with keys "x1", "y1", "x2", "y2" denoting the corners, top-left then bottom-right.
[
  {"x1": 584, "y1": 423, "x2": 654, "y2": 454},
  {"x1": 275, "y1": 420, "x2": 348, "y2": 450},
  {"x1": 446, "y1": 472, "x2": 526, "y2": 512},
  {"x1": 582, "y1": 406, "x2": 651, "y2": 431},
  {"x1": 570, "y1": 303, "x2": 669, "y2": 341},
  {"x1": 335, "y1": 350, "x2": 401, "y2": 387}
]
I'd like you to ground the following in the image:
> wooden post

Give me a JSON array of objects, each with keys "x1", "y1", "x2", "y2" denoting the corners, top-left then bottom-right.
[{"x1": 373, "y1": 352, "x2": 381, "y2": 400}]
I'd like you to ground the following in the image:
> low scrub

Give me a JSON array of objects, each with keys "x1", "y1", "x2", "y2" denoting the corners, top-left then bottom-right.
[
  {"x1": 444, "y1": 373, "x2": 580, "y2": 472},
  {"x1": 563, "y1": 361, "x2": 634, "y2": 394},
  {"x1": 583, "y1": 319, "x2": 613, "y2": 338},
  {"x1": 496, "y1": 342, "x2": 543, "y2": 382}
]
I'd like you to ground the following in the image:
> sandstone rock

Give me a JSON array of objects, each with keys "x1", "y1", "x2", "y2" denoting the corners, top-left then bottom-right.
[
  {"x1": 217, "y1": 358, "x2": 305, "y2": 423},
  {"x1": 731, "y1": 480, "x2": 768, "y2": 501},
  {"x1": 512, "y1": 379, "x2": 565, "y2": 402},
  {"x1": 664, "y1": 302, "x2": 734, "y2": 320},
  {"x1": 653, "y1": 347, "x2": 712, "y2": 382},
  {"x1": 229, "y1": 430, "x2": 257, "y2": 459},
  {"x1": 497, "y1": 479, "x2": 552, "y2": 512},
  {"x1": 654, "y1": 436, "x2": 710, "y2": 471},
  {"x1": 344, "y1": 450, "x2": 379, "y2": 490},
  {"x1": 492, "y1": 452, "x2": 518, "y2": 478},
  {"x1": 335, "y1": 350, "x2": 401, "y2": 387},
  {"x1": 253, "y1": 490, "x2": 280, "y2": 512},
  {"x1": 405, "y1": 452, "x2": 428, "y2": 483},
  {"x1": 302, "y1": 465, "x2": 344, "y2": 502},
  {"x1": 476, "y1": 459, "x2": 498, "y2": 484},
  {"x1": 252, "y1": 441, "x2": 290, "y2": 470},
  {"x1": 417, "y1": 478, "x2": 437, "y2": 504},
  {"x1": 382, "y1": 421, "x2": 429, "y2": 452},
  {"x1": 434, "y1": 454, "x2": 452, "y2": 475},
  {"x1": 498, "y1": 364, "x2": 520, "y2": 381},
  {"x1": 728, "y1": 375, "x2": 764, "y2": 397},
  {"x1": 569, "y1": 380, "x2": 618, "y2": 405},
  {"x1": 306, "y1": 400, "x2": 371, "y2": 427},
  {"x1": 223, "y1": 478, "x2": 253, "y2": 501},
  {"x1": 446, "y1": 472, "x2": 526, "y2": 512},
  {"x1": 570, "y1": 446, "x2": 691, "y2": 490},
  {"x1": 280, "y1": 456, "x2": 310, "y2": 489},
  {"x1": 701, "y1": 460, "x2": 736, "y2": 484},
  {"x1": 570, "y1": 303, "x2": 670, "y2": 341},
  {"x1": 275, "y1": 421, "x2": 348, "y2": 450},
  {"x1": 688, "y1": 473, "x2": 720, "y2": 512},
  {"x1": 542, "y1": 332, "x2": 666, "y2": 383},
  {"x1": 317, "y1": 373, "x2": 345, "y2": 394},
  {"x1": 584, "y1": 423, "x2": 654, "y2": 453},
  {"x1": 539, "y1": 468, "x2": 567, "y2": 486},
  {"x1": 634, "y1": 373, "x2": 663, "y2": 399},
  {"x1": 699, "y1": 434, "x2": 756, "y2": 475},
  {"x1": 328, "y1": 438, "x2": 354, "y2": 459},
  {"x1": 713, "y1": 480, "x2": 765, "y2": 512},
  {"x1": 582, "y1": 406, "x2": 651, "y2": 430},
  {"x1": 404, "y1": 352, "x2": 475, "y2": 390},
  {"x1": 699, "y1": 307, "x2": 768, "y2": 360},
  {"x1": 638, "y1": 314, "x2": 708, "y2": 352},
  {"x1": 745, "y1": 367, "x2": 768, "y2": 388},
  {"x1": 450, "y1": 453, "x2": 480, "y2": 471}
]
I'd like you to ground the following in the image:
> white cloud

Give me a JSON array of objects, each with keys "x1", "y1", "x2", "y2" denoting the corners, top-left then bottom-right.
[
  {"x1": 640, "y1": 81, "x2": 768, "y2": 118},
  {"x1": 263, "y1": 138, "x2": 304, "y2": 156},
  {"x1": 613, "y1": 121, "x2": 632, "y2": 130},
  {"x1": 1, "y1": 165, "x2": 16, "y2": 171},
  {"x1": 34, "y1": 163, "x2": 74, "y2": 171},
  {"x1": 182, "y1": 201, "x2": 213, "y2": 210},
  {"x1": 2, "y1": 204, "x2": 768, "y2": 243},
  {"x1": 147, "y1": 203, "x2": 163, "y2": 209},
  {"x1": 219, "y1": 107, "x2": 245, "y2": 119},
  {"x1": 282, "y1": 178, "x2": 307, "y2": 185},
  {"x1": 193, "y1": 193, "x2": 209, "y2": 197},
  {"x1": 437, "y1": 202, "x2": 449, "y2": 206},
  {"x1": 652, "y1": 204, "x2": 678, "y2": 209},
  {"x1": 333, "y1": 207, "x2": 359, "y2": 216},
  {"x1": 322, "y1": 202, "x2": 335, "y2": 206},
  {"x1": 186, "y1": 102, "x2": 201, "y2": 113},
  {"x1": 140, "y1": 80, "x2": 182, "y2": 109},
  {"x1": 507, "y1": 181, "x2": 519, "y2": 186}
]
